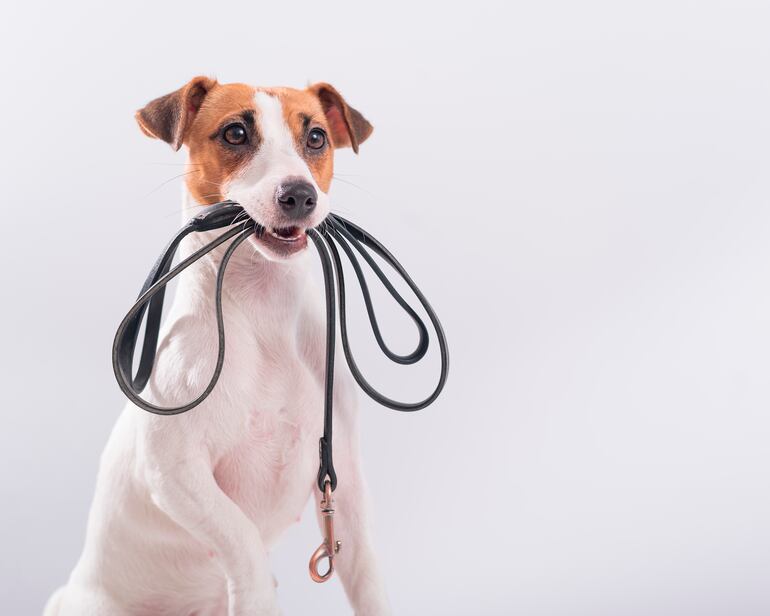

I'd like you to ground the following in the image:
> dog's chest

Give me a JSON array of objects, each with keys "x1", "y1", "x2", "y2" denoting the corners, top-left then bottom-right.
[{"x1": 212, "y1": 350, "x2": 323, "y2": 539}]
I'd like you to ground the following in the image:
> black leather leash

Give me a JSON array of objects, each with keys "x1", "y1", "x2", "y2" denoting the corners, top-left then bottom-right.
[{"x1": 112, "y1": 200, "x2": 449, "y2": 581}]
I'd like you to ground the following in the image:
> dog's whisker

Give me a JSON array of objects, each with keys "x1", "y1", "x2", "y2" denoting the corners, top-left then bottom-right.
[
  {"x1": 143, "y1": 169, "x2": 201, "y2": 197},
  {"x1": 329, "y1": 206, "x2": 357, "y2": 218},
  {"x1": 145, "y1": 162, "x2": 203, "y2": 167},
  {"x1": 332, "y1": 175, "x2": 376, "y2": 197},
  {"x1": 194, "y1": 193, "x2": 227, "y2": 201},
  {"x1": 196, "y1": 177, "x2": 229, "y2": 189}
]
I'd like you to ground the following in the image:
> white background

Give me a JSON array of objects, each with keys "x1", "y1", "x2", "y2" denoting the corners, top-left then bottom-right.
[{"x1": 1, "y1": 1, "x2": 769, "y2": 614}]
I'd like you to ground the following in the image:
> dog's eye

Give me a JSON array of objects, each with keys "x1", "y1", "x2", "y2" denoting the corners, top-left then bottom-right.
[
  {"x1": 307, "y1": 128, "x2": 326, "y2": 150},
  {"x1": 223, "y1": 124, "x2": 248, "y2": 145}
]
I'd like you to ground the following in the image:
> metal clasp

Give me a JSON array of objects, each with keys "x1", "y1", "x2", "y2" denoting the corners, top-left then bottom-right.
[{"x1": 309, "y1": 480, "x2": 341, "y2": 583}]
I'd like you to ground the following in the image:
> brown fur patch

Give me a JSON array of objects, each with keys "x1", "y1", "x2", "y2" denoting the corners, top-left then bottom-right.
[{"x1": 183, "y1": 83, "x2": 257, "y2": 204}]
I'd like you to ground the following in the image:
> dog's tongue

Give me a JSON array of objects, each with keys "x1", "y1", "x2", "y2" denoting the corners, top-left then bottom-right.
[{"x1": 274, "y1": 226, "x2": 300, "y2": 239}]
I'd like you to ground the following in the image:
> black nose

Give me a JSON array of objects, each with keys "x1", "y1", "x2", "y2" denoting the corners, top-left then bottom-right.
[{"x1": 276, "y1": 180, "x2": 317, "y2": 219}]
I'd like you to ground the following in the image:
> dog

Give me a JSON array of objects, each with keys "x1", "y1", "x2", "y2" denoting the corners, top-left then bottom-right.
[{"x1": 44, "y1": 77, "x2": 390, "y2": 616}]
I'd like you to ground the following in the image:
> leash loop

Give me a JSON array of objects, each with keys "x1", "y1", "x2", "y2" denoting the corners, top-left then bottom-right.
[
  {"x1": 112, "y1": 201, "x2": 257, "y2": 415},
  {"x1": 321, "y1": 217, "x2": 449, "y2": 410}
]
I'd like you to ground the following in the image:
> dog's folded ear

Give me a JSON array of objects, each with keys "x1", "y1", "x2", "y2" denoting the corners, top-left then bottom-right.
[
  {"x1": 308, "y1": 83, "x2": 373, "y2": 154},
  {"x1": 136, "y1": 76, "x2": 217, "y2": 151}
]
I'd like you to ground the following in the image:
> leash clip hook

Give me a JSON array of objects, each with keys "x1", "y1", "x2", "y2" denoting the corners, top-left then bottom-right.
[{"x1": 309, "y1": 480, "x2": 341, "y2": 583}]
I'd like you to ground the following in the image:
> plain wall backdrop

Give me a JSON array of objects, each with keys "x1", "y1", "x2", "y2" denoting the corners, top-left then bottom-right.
[{"x1": 1, "y1": 1, "x2": 769, "y2": 614}]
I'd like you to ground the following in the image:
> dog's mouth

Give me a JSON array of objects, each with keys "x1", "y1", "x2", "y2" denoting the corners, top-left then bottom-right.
[
  {"x1": 270, "y1": 225, "x2": 304, "y2": 241},
  {"x1": 256, "y1": 224, "x2": 308, "y2": 256}
]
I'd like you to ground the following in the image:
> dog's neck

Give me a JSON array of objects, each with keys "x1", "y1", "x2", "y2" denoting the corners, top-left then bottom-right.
[{"x1": 178, "y1": 186, "x2": 315, "y2": 323}]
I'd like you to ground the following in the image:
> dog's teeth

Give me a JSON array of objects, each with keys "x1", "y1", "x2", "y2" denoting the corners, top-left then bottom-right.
[{"x1": 270, "y1": 229, "x2": 300, "y2": 241}]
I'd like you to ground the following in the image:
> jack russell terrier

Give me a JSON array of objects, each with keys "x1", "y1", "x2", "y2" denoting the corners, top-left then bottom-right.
[{"x1": 44, "y1": 77, "x2": 390, "y2": 616}]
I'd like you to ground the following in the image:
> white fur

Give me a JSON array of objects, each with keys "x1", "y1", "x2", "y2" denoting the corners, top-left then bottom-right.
[
  {"x1": 228, "y1": 92, "x2": 329, "y2": 241},
  {"x1": 45, "y1": 93, "x2": 390, "y2": 616}
]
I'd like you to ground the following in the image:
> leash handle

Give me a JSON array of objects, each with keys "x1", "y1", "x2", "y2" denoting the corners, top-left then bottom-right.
[
  {"x1": 112, "y1": 201, "x2": 257, "y2": 414},
  {"x1": 325, "y1": 216, "x2": 449, "y2": 410}
]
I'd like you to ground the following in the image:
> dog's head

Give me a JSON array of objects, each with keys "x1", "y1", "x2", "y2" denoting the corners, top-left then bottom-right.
[{"x1": 136, "y1": 77, "x2": 372, "y2": 260}]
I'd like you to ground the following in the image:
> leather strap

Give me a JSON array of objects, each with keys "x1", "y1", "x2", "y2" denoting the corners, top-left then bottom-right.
[{"x1": 112, "y1": 202, "x2": 449, "y2": 492}]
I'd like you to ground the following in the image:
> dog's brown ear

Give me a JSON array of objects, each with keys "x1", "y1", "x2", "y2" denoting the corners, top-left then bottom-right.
[
  {"x1": 308, "y1": 83, "x2": 373, "y2": 154},
  {"x1": 136, "y1": 76, "x2": 217, "y2": 151}
]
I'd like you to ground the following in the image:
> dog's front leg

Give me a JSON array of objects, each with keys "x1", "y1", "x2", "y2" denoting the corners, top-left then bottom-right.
[
  {"x1": 315, "y1": 408, "x2": 392, "y2": 616},
  {"x1": 144, "y1": 452, "x2": 279, "y2": 616}
]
